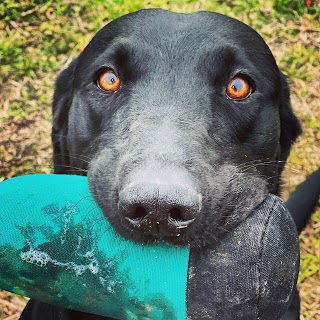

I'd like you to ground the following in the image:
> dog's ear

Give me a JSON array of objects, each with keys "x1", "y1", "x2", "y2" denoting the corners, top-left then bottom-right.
[
  {"x1": 52, "y1": 59, "x2": 78, "y2": 173},
  {"x1": 278, "y1": 73, "x2": 302, "y2": 174}
]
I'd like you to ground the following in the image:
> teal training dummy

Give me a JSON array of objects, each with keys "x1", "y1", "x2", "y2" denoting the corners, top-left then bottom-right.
[{"x1": 0, "y1": 174, "x2": 299, "y2": 319}]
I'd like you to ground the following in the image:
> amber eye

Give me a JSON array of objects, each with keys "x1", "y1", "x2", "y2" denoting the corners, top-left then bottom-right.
[
  {"x1": 97, "y1": 69, "x2": 120, "y2": 92},
  {"x1": 226, "y1": 76, "x2": 252, "y2": 100}
]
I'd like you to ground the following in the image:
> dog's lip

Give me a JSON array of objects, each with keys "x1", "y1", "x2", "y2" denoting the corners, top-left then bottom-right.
[
  {"x1": 124, "y1": 216, "x2": 191, "y2": 237},
  {"x1": 124, "y1": 216, "x2": 195, "y2": 227}
]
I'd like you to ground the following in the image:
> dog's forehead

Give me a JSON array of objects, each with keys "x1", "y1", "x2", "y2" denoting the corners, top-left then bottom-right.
[
  {"x1": 98, "y1": 9, "x2": 268, "y2": 49},
  {"x1": 76, "y1": 9, "x2": 278, "y2": 82},
  {"x1": 76, "y1": 9, "x2": 275, "y2": 69}
]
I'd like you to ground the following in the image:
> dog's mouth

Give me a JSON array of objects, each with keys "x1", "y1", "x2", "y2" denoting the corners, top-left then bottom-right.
[
  {"x1": 124, "y1": 207, "x2": 195, "y2": 234},
  {"x1": 124, "y1": 210, "x2": 195, "y2": 238},
  {"x1": 89, "y1": 161, "x2": 269, "y2": 248},
  {"x1": 120, "y1": 220, "x2": 194, "y2": 246}
]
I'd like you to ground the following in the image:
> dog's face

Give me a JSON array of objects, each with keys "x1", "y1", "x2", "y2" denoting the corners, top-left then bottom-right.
[{"x1": 52, "y1": 9, "x2": 301, "y2": 248}]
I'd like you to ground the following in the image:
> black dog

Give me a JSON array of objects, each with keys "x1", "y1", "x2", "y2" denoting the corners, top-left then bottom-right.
[{"x1": 21, "y1": 9, "x2": 305, "y2": 320}]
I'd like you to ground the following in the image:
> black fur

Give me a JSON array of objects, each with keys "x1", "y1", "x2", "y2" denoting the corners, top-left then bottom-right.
[
  {"x1": 52, "y1": 9, "x2": 302, "y2": 248},
  {"x1": 22, "y1": 9, "x2": 304, "y2": 320}
]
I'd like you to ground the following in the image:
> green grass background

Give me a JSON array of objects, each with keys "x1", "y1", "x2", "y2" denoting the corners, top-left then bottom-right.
[{"x1": 0, "y1": 0, "x2": 319, "y2": 319}]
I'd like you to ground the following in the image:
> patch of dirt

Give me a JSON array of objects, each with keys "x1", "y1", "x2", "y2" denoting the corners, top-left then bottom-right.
[{"x1": 0, "y1": 112, "x2": 52, "y2": 180}]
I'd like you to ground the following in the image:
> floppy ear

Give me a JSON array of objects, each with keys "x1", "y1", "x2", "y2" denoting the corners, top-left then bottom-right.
[
  {"x1": 52, "y1": 59, "x2": 78, "y2": 173},
  {"x1": 278, "y1": 73, "x2": 302, "y2": 174}
]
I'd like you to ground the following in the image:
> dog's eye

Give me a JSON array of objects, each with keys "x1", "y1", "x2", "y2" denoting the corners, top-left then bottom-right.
[
  {"x1": 97, "y1": 69, "x2": 120, "y2": 92},
  {"x1": 226, "y1": 76, "x2": 252, "y2": 100}
]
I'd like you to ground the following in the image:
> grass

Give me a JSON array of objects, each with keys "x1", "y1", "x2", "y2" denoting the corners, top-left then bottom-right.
[{"x1": 1, "y1": 0, "x2": 320, "y2": 319}]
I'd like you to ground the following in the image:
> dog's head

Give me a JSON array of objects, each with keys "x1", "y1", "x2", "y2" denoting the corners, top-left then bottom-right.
[{"x1": 52, "y1": 9, "x2": 301, "y2": 248}]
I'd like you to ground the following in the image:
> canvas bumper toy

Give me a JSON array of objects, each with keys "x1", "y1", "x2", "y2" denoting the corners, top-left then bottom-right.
[{"x1": 0, "y1": 174, "x2": 299, "y2": 319}]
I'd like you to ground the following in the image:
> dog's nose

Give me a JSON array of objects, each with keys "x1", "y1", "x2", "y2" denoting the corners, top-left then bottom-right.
[{"x1": 118, "y1": 182, "x2": 200, "y2": 236}]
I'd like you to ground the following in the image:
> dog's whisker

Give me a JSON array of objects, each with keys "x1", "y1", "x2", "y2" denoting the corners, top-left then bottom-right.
[
  {"x1": 53, "y1": 164, "x2": 88, "y2": 173},
  {"x1": 54, "y1": 153, "x2": 92, "y2": 163}
]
